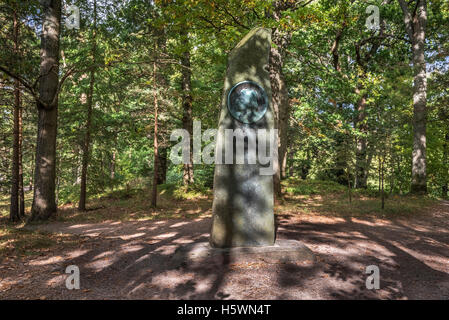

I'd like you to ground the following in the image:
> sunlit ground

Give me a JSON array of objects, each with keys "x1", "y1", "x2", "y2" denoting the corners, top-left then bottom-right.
[
  {"x1": 0, "y1": 180, "x2": 447, "y2": 300},
  {"x1": 0, "y1": 180, "x2": 439, "y2": 257}
]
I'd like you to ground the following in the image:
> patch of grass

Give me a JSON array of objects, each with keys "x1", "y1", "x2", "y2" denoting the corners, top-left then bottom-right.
[
  {"x1": 283, "y1": 178, "x2": 347, "y2": 195},
  {"x1": 51, "y1": 184, "x2": 212, "y2": 224},
  {"x1": 278, "y1": 192, "x2": 437, "y2": 219},
  {"x1": 0, "y1": 179, "x2": 439, "y2": 262},
  {"x1": 158, "y1": 183, "x2": 211, "y2": 200},
  {"x1": 0, "y1": 222, "x2": 80, "y2": 258},
  {"x1": 102, "y1": 187, "x2": 144, "y2": 200},
  {"x1": 172, "y1": 184, "x2": 212, "y2": 200},
  {"x1": 280, "y1": 179, "x2": 437, "y2": 218},
  {"x1": 1, "y1": 179, "x2": 439, "y2": 229},
  {"x1": 0, "y1": 192, "x2": 33, "y2": 219}
]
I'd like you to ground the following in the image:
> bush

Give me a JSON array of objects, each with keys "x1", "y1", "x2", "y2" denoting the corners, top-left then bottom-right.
[{"x1": 283, "y1": 178, "x2": 347, "y2": 195}]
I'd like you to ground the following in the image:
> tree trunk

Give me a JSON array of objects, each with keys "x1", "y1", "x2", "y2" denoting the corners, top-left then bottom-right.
[
  {"x1": 355, "y1": 92, "x2": 368, "y2": 189},
  {"x1": 410, "y1": 8, "x2": 428, "y2": 194},
  {"x1": 330, "y1": 26, "x2": 350, "y2": 186},
  {"x1": 30, "y1": 0, "x2": 61, "y2": 221},
  {"x1": 29, "y1": 151, "x2": 34, "y2": 191},
  {"x1": 266, "y1": 1, "x2": 294, "y2": 198},
  {"x1": 347, "y1": 169, "x2": 352, "y2": 204},
  {"x1": 151, "y1": 52, "x2": 159, "y2": 207},
  {"x1": 10, "y1": 9, "x2": 20, "y2": 222},
  {"x1": 79, "y1": 0, "x2": 97, "y2": 211},
  {"x1": 110, "y1": 150, "x2": 116, "y2": 180},
  {"x1": 280, "y1": 133, "x2": 288, "y2": 179},
  {"x1": 18, "y1": 87, "x2": 25, "y2": 218},
  {"x1": 157, "y1": 147, "x2": 167, "y2": 185},
  {"x1": 353, "y1": 15, "x2": 388, "y2": 190},
  {"x1": 378, "y1": 157, "x2": 381, "y2": 192},
  {"x1": 398, "y1": 0, "x2": 428, "y2": 194},
  {"x1": 381, "y1": 155, "x2": 385, "y2": 210},
  {"x1": 300, "y1": 149, "x2": 311, "y2": 179},
  {"x1": 443, "y1": 131, "x2": 448, "y2": 198},
  {"x1": 269, "y1": 29, "x2": 290, "y2": 198},
  {"x1": 9, "y1": 84, "x2": 20, "y2": 221},
  {"x1": 181, "y1": 30, "x2": 194, "y2": 186},
  {"x1": 389, "y1": 154, "x2": 395, "y2": 194}
]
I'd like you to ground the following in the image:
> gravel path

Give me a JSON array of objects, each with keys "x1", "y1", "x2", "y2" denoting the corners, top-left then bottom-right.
[{"x1": 1, "y1": 202, "x2": 448, "y2": 299}]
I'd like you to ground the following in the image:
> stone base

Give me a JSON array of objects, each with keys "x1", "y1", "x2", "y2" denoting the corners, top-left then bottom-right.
[{"x1": 170, "y1": 239, "x2": 315, "y2": 266}]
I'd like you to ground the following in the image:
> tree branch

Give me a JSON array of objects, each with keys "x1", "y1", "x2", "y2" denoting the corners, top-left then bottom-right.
[
  {"x1": 398, "y1": 0, "x2": 414, "y2": 40},
  {"x1": 0, "y1": 65, "x2": 42, "y2": 105}
]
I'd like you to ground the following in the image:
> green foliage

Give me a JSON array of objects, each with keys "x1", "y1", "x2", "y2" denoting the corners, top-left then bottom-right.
[
  {"x1": 283, "y1": 178, "x2": 347, "y2": 195},
  {"x1": 0, "y1": 0, "x2": 448, "y2": 216},
  {"x1": 159, "y1": 181, "x2": 211, "y2": 200}
]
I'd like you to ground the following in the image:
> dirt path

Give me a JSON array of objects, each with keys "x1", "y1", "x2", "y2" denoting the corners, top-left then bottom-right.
[{"x1": 1, "y1": 202, "x2": 448, "y2": 299}]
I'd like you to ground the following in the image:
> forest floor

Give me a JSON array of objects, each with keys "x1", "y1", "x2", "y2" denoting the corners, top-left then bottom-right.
[{"x1": 0, "y1": 182, "x2": 448, "y2": 299}]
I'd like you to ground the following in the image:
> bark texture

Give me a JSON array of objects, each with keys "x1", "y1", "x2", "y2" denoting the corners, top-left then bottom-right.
[
  {"x1": 354, "y1": 91, "x2": 368, "y2": 189},
  {"x1": 79, "y1": 0, "x2": 97, "y2": 211},
  {"x1": 30, "y1": 0, "x2": 61, "y2": 221},
  {"x1": 151, "y1": 45, "x2": 159, "y2": 207},
  {"x1": 181, "y1": 29, "x2": 194, "y2": 186},
  {"x1": 10, "y1": 78, "x2": 20, "y2": 221},
  {"x1": 398, "y1": 0, "x2": 428, "y2": 194},
  {"x1": 10, "y1": 9, "x2": 23, "y2": 221},
  {"x1": 268, "y1": 2, "x2": 292, "y2": 197}
]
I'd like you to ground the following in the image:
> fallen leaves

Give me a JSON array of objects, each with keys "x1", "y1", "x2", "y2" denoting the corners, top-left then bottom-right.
[{"x1": 229, "y1": 261, "x2": 267, "y2": 270}]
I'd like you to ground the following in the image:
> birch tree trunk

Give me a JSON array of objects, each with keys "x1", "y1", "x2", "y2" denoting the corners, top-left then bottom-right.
[{"x1": 398, "y1": 0, "x2": 428, "y2": 194}]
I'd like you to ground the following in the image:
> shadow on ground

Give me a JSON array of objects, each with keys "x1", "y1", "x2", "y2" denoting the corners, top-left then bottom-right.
[{"x1": 1, "y1": 201, "x2": 448, "y2": 299}]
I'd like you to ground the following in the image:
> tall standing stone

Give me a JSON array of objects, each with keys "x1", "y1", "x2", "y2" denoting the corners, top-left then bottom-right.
[{"x1": 210, "y1": 28, "x2": 275, "y2": 248}]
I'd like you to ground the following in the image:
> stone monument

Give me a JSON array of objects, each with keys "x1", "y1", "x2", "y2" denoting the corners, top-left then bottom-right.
[
  {"x1": 210, "y1": 27, "x2": 275, "y2": 248},
  {"x1": 171, "y1": 28, "x2": 315, "y2": 266}
]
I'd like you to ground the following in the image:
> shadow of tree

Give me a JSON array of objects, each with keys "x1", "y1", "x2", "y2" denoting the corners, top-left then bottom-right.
[
  {"x1": 276, "y1": 213, "x2": 449, "y2": 299},
  {"x1": 3, "y1": 203, "x2": 448, "y2": 299}
]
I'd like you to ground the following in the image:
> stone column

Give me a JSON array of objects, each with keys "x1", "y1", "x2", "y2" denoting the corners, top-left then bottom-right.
[{"x1": 210, "y1": 27, "x2": 275, "y2": 248}]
